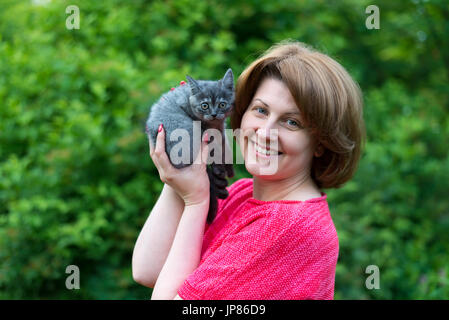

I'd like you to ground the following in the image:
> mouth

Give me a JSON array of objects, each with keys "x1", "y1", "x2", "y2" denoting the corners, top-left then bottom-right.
[{"x1": 251, "y1": 140, "x2": 283, "y2": 157}]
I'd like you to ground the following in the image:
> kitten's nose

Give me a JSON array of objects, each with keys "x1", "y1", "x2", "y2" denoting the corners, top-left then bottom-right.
[{"x1": 211, "y1": 113, "x2": 217, "y2": 118}]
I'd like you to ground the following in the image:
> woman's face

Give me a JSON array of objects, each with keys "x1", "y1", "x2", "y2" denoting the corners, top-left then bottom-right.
[{"x1": 239, "y1": 77, "x2": 317, "y2": 180}]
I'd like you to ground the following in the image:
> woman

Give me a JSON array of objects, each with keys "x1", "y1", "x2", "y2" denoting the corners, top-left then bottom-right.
[{"x1": 132, "y1": 40, "x2": 366, "y2": 300}]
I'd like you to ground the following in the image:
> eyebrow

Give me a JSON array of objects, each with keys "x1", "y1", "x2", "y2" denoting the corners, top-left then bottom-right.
[{"x1": 253, "y1": 98, "x2": 300, "y2": 115}]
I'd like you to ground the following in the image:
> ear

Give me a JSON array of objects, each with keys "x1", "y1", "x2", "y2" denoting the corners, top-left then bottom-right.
[
  {"x1": 186, "y1": 75, "x2": 201, "y2": 95},
  {"x1": 221, "y1": 68, "x2": 234, "y2": 90},
  {"x1": 314, "y1": 144, "x2": 324, "y2": 157}
]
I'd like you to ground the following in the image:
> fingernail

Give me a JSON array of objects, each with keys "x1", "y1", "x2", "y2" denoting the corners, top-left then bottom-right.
[
  {"x1": 203, "y1": 132, "x2": 208, "y2": 142},
  {"x1": 170, "y1": 87, "x2": 175, "y2": 91},
  {"x1": 158, "y1": 124, "x2": 163, "y2": 133},
  {"x1": 180, "y1": 81, "x2": 186, "y2": 86}
]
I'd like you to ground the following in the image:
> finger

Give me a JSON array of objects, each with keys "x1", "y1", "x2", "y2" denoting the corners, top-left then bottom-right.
[
  {"x1": 149, "y1": 137, "x2": 162, "y2": 171},
  {"x1": 193, "y1": 131, "x2": 208, "y2": 165},
  {"x1": 154, "y1": 124, "x2": 165, "y2": 156},
  {"x1": 150, "y1": 125, "x2": 164, "y2": 170},
  {"x1": 193, "y1": 132, "x2": 208, "y2": 165},
  {"x1": 200, "y1": 132, "x2": 209, "y2": 165},
  {"x1": 154, "y1": 124, "x2": 175, "y2": 173}
]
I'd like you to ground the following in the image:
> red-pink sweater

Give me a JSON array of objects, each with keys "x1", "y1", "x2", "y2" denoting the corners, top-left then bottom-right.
[{"x1": 177, "y1": 178, "x2": 339, "y2": 300}]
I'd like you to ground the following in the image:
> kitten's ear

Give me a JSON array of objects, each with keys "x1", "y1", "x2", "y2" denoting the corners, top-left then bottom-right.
[
  {"x1": 186, "y1": 75, "x2": 201, "y2": 95},
  {"x1": 221, "y1": 68, "x2": 234, "y2": 90}
]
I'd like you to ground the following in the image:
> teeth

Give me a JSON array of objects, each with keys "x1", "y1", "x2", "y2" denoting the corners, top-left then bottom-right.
[{"x1": 255, "y1": 143, "x2": 279, "y2": 156}]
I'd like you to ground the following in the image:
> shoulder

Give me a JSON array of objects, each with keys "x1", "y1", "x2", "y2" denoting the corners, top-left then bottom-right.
[{"x1": 263, "y1": 197, "x2": 339, "y2": 253}]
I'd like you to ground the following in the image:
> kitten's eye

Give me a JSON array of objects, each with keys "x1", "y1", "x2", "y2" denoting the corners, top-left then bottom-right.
[
  {"x1": 218, "y1": 102, "x2": 227, "y2": 108},
  {"x1": 201, "y1": 102, "x2": 209, "y2": 110}
]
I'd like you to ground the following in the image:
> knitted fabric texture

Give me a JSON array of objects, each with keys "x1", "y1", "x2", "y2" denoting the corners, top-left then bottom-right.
[{"x1": 177, "y1": 178, "x2": 339, "y2": 300}]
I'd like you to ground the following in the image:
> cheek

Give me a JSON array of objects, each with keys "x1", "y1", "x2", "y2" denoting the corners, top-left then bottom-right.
[
  {"x1": 238, "y1": 114, "x2": 256, "y2": 154},
  {"x1": 240, "y1": 111, "x2": 251, "y2": 129},
  {"x1": 283, "y1": 134, "x2": 314, "y2": 156},
  {"x1": 240, "y1": 113, "x2": 262, "y2": 137}
]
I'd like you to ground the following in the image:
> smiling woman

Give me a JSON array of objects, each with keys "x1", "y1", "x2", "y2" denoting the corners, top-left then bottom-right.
[
  {"x1": 231, "y1": 40, "x2": 366, "y2": 190},
  {"x1": 133, "y1": 39, "x2": 366, "y2": 300},
  {"x1": 239, "y1": 78, "x2": 322, "y2": 192}
]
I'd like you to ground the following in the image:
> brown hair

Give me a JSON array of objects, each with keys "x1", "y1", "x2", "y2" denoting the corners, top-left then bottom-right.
[{"x1": 231, "y1": 40, "x2": 366, "y2": 189}]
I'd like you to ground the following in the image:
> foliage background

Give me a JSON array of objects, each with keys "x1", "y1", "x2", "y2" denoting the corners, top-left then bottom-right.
[{"x1": 0, "y1": 0, "x2": 448, "y2": 299}]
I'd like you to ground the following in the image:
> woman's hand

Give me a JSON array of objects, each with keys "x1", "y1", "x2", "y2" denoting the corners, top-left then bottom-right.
[{"x1": 149, "y1": 124, "x2": 210, "y2": 207}]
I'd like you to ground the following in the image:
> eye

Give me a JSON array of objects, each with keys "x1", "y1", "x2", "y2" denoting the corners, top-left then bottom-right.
[
  {"x1": 201, "y1": 102, "x2": 209, "y2": 110},
  {"x1": 218, "y1": 102, "x2": 227, "y2": 108},
  {"x1": 287, "y1": 119, "x2": 300, "y2": 127},
  {"x1": 254, "y1": 106, "x2": 267, "y2": 114}
]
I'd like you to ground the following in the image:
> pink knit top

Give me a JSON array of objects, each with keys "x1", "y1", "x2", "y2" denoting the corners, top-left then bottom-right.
[{"x1": 177, "y1": 178, "x2": 339, "y2": 300}]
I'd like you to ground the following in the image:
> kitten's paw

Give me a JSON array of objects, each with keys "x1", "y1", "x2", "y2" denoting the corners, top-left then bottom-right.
[
  {"x1": 212, "y1": 165, "x2": 226, "y2": 179},
  {"x1": 213, "y1": 177, "x2": 228, "y2": 188},
  {"x1": 215, "y1": 187, "x2": 229, "y2": 199},
  {"x1": 225, "y1": 164, "x2": 235, "y2": 178}
]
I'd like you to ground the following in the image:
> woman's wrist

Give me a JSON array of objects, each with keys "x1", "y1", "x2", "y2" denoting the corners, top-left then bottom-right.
[
  {"x1": 164, "y1": 184, "x2": 184, "y2": 205},
  {"x1": 184, "y1": 197, "x2": 210, "y2": 209}
]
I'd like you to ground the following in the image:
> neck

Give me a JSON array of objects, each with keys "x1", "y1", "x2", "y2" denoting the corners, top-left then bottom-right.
[
  {"x1": 252, "y1": 173, "x2": 320, "y2": 202},
  {"x1": 205, "y1": 120, "x2": 224, "y2": 131}
]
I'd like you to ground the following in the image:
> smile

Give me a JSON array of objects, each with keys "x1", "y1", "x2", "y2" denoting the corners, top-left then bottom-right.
[{"x1": 251, "y1": 140, "x2": 283, "y2": 157}]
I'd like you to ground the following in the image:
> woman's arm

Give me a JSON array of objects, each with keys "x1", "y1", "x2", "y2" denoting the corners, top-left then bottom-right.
[
  {"x1": 151, "y1": 199, "x2": 209, "y2": 300},
  {"x1": 134, "y1": 124, "x2": 210, "y2": 292},
  {"x1": 132, "y1": 183, "x2": 185, "y2": 288}
]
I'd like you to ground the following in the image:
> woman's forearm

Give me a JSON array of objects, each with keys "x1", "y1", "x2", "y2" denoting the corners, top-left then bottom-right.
[
  {"x1": 151, "y1": 199, "x2": 209, "y2": 300},
  {"x1": 132, "y1": 184, "x2": 185, "y2": 287}
]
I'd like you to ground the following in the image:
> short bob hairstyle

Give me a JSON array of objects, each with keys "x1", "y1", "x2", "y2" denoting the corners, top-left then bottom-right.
[{"x1": 231, "y1": 40, "x2": 366, "y2": 189}]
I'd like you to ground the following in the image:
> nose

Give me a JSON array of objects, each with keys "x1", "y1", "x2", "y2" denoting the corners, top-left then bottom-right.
[
  {"x1": 255, "y1": 124, "x2": 279, "y2": 149},
  {"x1": 211, "y1": 113, "x2": 217, "y2": 118}
]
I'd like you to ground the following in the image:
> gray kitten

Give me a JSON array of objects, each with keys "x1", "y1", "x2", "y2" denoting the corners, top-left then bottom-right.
[{"x1": 146, "y1": 69, "x2": 235, "y2": 224}]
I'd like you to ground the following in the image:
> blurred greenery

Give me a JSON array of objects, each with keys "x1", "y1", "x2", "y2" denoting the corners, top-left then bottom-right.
[{"x1": 0, "y1": 0, "x2": 448, "y2": 299}]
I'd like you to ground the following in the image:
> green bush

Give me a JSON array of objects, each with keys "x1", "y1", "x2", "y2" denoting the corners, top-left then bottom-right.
[{"x1": 0, "y1": 0, "x2": 448, "y2": 299}]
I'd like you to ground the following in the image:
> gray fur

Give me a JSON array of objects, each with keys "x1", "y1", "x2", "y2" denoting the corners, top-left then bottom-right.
[{"x1": 145, "y1": 69, "x2": 235, "y2": 223}]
